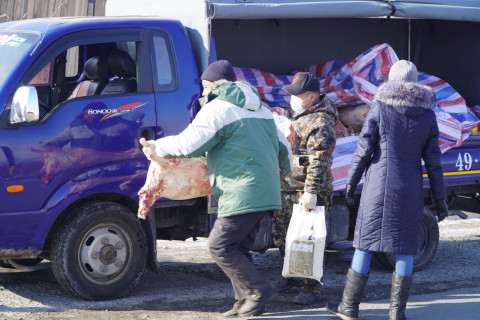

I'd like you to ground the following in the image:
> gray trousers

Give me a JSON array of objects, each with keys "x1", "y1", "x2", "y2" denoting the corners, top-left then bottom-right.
[{"x1": 207, "y1": 211, "x2": 273, "y2": 302}]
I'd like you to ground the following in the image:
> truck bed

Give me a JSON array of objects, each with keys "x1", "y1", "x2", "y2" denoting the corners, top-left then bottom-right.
[{"x1": 431, "y1": 135, "x2": 480, "y2": 188}]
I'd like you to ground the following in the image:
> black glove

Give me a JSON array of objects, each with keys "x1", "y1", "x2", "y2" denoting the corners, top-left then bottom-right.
[
  {"x1": 433, "y1": 199, "x2": 448, "y2": 222},
  {"x1": 345, "y1": 184, "x2": 356, "y2": 206}
]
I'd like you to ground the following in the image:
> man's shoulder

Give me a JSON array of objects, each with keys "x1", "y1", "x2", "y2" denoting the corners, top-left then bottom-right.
[
  {"x1": 202, "y1": 98, "x2": 234, "y2": 115},
  {"x1": 296, "y1": 110, "x2": 336, "y2": 126}
]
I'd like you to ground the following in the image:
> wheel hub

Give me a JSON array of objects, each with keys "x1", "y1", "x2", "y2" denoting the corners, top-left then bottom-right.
[
  {"x1": 80, "y1": 228, "x2": 127, "y2": 278},
  {"x1": 99, "y1": 244, "x2": 117, "y2": 265}
]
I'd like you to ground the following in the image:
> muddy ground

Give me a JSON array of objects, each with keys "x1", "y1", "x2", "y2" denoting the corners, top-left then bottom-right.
[{"x1": 0, "y1": 214, "x2": 479, "y2": 320}]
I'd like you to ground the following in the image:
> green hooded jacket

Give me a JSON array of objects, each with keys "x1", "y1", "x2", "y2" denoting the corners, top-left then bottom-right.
[{"x1": 154, "y1": 82, "x2": 292, "y2": 217}]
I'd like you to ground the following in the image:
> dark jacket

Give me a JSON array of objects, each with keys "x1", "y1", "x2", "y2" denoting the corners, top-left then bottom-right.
[{"x1": 347, "y1": 81, "x2": 446, "y2": 255}]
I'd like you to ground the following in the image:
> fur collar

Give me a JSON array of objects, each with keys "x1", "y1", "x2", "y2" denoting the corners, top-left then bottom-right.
[{"x1": 374, "y1": 81, "x2": 436, "y2": 109}]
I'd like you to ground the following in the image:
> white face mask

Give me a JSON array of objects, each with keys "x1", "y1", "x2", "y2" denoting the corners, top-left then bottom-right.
[{"x1": 290, "y1": 95, "x2": 305, "y2": 114}]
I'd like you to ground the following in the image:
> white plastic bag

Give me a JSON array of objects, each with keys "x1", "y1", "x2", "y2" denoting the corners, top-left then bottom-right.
[
  {"x1": 272, "y1": 113, "x2": 292, "y2": 141},
  {"x1": 282, "y1": 204, "x2": 327, "y2": 282}
]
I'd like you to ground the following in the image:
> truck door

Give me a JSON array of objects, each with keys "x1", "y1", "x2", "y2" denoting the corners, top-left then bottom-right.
[
  {"x1": 0, "y1": 29, "x2": 155, "y2": 243},
  {"x1": 148, "y1": 28, "x2": 201, "y2": 143},
  {"x1": 147, "y1": 28, "x2": 202, "y2": 204}
]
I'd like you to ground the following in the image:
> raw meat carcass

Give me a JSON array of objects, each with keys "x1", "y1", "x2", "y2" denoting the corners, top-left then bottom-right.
[
  {"x1": 338, "y1": 104, "x2": 370, "y2": 133},
  {"x1": 137, "y1": 139, "x2": 212, "y2": 219},
  {"x1": 336, "y1": 119, "x2": 355, "y2": 138}
]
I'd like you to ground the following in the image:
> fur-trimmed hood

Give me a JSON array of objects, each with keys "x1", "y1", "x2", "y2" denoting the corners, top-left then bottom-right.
[{"x1": 374, "y1": 81, "x2": 436, "y2": 110}]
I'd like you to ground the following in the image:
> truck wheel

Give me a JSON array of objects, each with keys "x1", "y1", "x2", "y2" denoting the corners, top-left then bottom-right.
[
  {"x1": 373, "y1": 208, "x2": 439, "y2": 272},
  {"x1": 51, "y1": 201, "x2": 147, "y2": 300}
]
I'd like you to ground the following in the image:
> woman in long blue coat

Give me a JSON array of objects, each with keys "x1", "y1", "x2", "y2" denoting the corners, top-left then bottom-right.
[{"x1": 327, "y1": 60, "x2": 448, "y2": 320}]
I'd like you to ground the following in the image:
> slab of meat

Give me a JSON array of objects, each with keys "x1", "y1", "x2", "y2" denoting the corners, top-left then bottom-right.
[
  {"x1": 137, "y1": 139, "x2": 212, "y2": 219},
  {"x1": 336, "y1": 119, "x2": 355, "y2": 138},
  {"x1": 338, "y1": 104, "x2": 370, "y2": 133}
]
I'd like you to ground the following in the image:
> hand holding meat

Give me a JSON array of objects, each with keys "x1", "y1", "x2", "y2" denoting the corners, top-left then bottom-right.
[
  {"x1": 140, "y1": 138, "x2": 167, "y2": 160},
  {"x1": 137, "y1": 138, "x2": 213, "y2": 219}
]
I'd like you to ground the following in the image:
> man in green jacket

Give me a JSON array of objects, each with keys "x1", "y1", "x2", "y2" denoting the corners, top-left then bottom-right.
[{"x1": 142, "y1": 60, "x2": 292, "y2": 317}]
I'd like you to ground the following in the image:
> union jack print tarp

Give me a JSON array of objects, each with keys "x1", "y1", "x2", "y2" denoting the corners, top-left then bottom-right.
[{"x1": 234, "y1": 43, "x2": 480, "y2": 191}]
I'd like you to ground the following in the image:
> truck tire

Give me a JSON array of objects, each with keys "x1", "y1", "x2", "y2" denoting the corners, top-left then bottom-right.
[
  {"x1": 51, "y1": 201, "x2": 147, "y2": 300},
  {"x1": 372, "y1": 208, "x2": 439, "y2": 272}
]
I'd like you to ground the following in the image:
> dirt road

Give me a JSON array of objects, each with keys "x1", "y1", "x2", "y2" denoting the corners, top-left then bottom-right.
[{"x1": 0, "y1": 215, "x2": 479, "y2": 320}]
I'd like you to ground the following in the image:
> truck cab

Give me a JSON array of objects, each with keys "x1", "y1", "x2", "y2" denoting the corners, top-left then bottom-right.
[{"x1": 0, "y1": 17, "x2": 209, "y2": 300}]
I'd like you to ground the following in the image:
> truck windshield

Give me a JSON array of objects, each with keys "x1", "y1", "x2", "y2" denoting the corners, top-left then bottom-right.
[{"x1": 0, "y1": 31, "x2": 39, "y2": 87}]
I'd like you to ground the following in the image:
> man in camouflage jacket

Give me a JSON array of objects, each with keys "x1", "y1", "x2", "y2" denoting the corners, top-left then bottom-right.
[{"x1": 273, "y1": 72, "x2": 337, "y2": 305}]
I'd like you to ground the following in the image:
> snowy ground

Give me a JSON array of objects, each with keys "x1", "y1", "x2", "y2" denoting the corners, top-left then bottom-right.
[{"x1": 0, "y1": 214, "x2": 479, "y2": 320}]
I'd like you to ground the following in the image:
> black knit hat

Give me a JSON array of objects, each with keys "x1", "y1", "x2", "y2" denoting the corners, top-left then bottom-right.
[
  {"x1": 201, "y1": 60, "x2": 236, "y2": 82},
  {"x1": 283, "y1": 72, "x2": 320, "y2": 95}
]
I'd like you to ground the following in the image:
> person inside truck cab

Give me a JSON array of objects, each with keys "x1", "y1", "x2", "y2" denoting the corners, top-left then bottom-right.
[
  {"x1": 273, "y1": 72, "x2": 337, "y2": 305},
  {"x1": 327, "y1": 60, "x2": 448, "y2": 320},
  {"x1": 141, "y1": 59, "x2": 293, "y2": 317}
]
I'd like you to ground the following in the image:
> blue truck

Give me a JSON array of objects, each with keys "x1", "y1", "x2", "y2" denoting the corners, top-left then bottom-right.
[{"x1": 1, "y1": 0, "x2": 480, "y2": 300}]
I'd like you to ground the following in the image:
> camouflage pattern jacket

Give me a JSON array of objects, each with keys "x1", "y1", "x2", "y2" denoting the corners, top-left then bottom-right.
[{"x1": 282, "y1": 95, "x2": 338, "y2": 195}]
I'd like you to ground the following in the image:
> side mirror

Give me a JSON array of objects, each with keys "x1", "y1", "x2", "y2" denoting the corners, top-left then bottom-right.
[{"x1": 10, "y1": 86, "x2": 40, "y2": 124}]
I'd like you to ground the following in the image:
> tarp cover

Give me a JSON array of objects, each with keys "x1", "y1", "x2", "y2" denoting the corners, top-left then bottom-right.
[
  {"x1": 209, "y1": 0, "x2": 391, "y2": 19},
  {"x1": 209, "y1": 0, "x2": 480, "y2": 22},
  {"x1": 234, "y1": 43, "x2": 480, "y2": 190},
  {"x1": 394, "y1": 0, "x2": 480, "y2": 22},
  {"x1": 106, "y1": 0, "x2": 480, "y2": 72}
]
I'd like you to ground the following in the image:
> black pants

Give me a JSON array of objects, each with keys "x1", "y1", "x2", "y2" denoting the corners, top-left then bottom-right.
[{"x1": 207, "y1": 211, "x2": 273, "y2": 302}]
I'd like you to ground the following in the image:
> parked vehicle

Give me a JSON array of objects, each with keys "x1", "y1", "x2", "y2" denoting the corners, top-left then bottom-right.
[
  {"x1": 0, "y1": 17, "x2": 206, "y2": 300},
  {"x1": 1, "y1": 0, "x2": 479, "y2": 300}
]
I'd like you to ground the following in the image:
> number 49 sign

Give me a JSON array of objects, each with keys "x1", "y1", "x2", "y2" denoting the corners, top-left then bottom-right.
[{"x1": 456, "y1": 152, "x2": 473, "y2": 171}]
